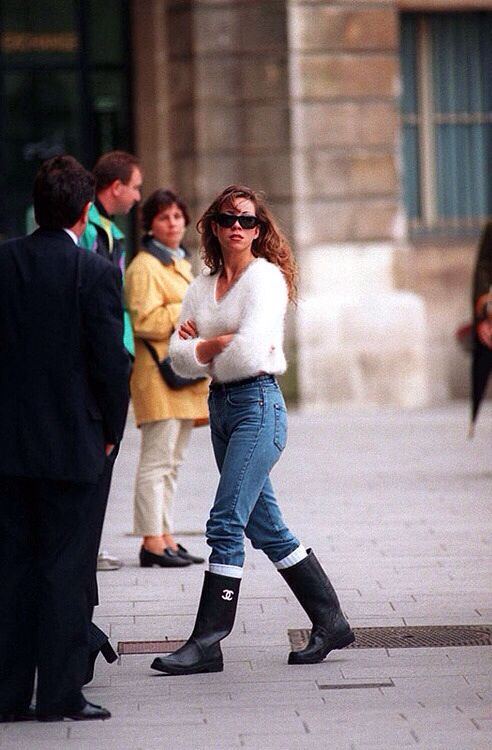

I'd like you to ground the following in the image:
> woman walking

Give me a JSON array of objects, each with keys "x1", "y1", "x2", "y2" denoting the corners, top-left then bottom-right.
[
  {"x1": 125, "y1": 189, "x2": 208, "y2": 568},
  {"x1": 151, "y1": 185, "x2": 354, "y2": 674}
]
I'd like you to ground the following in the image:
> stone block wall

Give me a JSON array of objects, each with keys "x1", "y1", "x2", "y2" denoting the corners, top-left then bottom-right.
[
  {"x1": 165, "y1": 0, "x2": 294, "y2": 239},
  {"x1": 394, "y1": 241, "x2": 476, "y2": 402},
  {"x1": 288, "y1": 0, "x2": 400, "y2": 249},
  {"x1": 132, "y1": 0, "x2": 481, "y2": 407},
  {"x1": 132, "y1": 0, "x2": 173, "y2": 194},
  {"x1": 287, "y1": 1, "x2": 426, "y2": 408},
  {"x1": 297, "y1": 243, "x2": 429, "y2": 409},
  {"x1": 133, "y1": 0, "x2": 299, "y2": 401}
]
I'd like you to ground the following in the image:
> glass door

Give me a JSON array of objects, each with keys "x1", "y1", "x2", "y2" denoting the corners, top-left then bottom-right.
[{"x1": 0, "y1": 0, "x2": 132, "y2": 240}]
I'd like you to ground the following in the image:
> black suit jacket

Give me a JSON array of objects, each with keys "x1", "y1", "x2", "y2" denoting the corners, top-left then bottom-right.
[{"x1": 0, "y1": 229, "x2": 130, "y2": 483}]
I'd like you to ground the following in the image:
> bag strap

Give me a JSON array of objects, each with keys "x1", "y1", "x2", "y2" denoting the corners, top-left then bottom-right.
[{"x1": 141, "y1": 339, "x2": 161, "y2": 366}]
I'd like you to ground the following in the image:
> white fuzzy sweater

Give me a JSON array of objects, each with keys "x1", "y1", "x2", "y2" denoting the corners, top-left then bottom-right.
[{"x1": 169, "y1": 258, "x2": 288, "y2": 383}]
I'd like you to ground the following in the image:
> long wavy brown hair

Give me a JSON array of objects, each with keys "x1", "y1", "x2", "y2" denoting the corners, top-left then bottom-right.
[{"x1": 197, "y1": 185, "x2": 298, "y2": 303}]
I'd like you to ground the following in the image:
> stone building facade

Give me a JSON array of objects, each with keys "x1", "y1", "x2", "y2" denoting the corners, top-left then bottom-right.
[
  {"x1": 1, "y1": 0, "x2": 489, "y2": 407},
  {"x1": 132, "y1": 0, "x2": 490, "y2": 408}
]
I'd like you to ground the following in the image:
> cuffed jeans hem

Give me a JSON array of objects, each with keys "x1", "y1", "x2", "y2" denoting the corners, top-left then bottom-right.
[
  {"x1": 273, "y1": 544, "x2": 308, "y2": 570},
  {"x1": 209, "y1": 563, "x2": 243, "y2": 579}
]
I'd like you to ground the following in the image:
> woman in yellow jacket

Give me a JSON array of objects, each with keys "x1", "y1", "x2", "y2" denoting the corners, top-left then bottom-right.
[{"x1": 125, "y1": 189, "x2": 209, "y2": 567}]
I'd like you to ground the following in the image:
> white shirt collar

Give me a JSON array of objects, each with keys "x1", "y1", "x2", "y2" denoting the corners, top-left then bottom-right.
[{"x1": 63, "y1": 228, "x2": 79, "y2": 245}]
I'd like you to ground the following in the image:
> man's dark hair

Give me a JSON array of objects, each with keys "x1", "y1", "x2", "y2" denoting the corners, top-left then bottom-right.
[
  {"x1": 142, "y1": 189, "x2": 190, "y2": 232},
  {"x1": 93, "y1": 150, "x2": 141, "y2": 191},
  {"x1": 33, "y1": 155, "x2": 95, "y2": 229}
]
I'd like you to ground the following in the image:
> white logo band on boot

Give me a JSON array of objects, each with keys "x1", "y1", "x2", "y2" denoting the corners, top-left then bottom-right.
[
  {"x1": 274, "y1": 545, "x2": 308, "y2": 570},
  {"x1": 209, "y1": 563, "x2": 243, "y2": 579}
]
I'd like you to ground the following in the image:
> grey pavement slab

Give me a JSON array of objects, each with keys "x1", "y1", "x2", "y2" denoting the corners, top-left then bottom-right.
[{"x1": 2, "y1": 403, "x2": 491, "y2": 749}]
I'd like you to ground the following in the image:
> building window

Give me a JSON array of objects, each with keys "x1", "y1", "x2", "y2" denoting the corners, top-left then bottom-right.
[{"x1": 400, "y1": 12, "x2": 492, "y2": 237}]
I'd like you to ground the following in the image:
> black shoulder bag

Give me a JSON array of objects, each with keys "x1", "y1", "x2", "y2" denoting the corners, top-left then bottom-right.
[{"x1": 142, "y1": 340, "x2": 206, "y2": 389}]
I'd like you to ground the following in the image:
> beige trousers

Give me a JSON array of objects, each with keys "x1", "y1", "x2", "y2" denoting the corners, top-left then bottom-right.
[{"x1": 133, "y1": 419, "x2": 193, "y2": 536}]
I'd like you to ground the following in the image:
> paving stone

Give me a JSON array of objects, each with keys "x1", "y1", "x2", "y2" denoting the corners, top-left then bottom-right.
[
  {"x1": 295, "y1": 709, "x2": 417, "y2": 745},
  {"x1": 9, "y1": 406, "x2": 492, "y2": 749},
  {"x1": 349, "y1": 617, "x2": 408, "y2": 627},
  {"x1": 131, "y1": 600, "x2": 200, "y2": 616},
  {"x1": 240, "y1": 734, "x2": 353, "y2": 750}
]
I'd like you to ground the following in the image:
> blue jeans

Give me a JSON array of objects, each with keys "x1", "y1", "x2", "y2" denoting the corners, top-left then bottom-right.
[{"x1": 206, "y1": 375, "x2": 300, "y2": 568}]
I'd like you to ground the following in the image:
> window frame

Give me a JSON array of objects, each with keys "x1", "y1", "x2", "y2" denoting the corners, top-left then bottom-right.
[{"x1": 400, "y1": 11, "x2": 492, "y2": 239}]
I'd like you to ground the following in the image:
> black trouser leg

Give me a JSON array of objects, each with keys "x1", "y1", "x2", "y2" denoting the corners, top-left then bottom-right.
[
  {"x1": 0, "y1": 478, "x2": 38, "y2": 713},
  {"x1": 87, "y1": 449, "x2": 118, "y2": 610},
  {"x1": 34, "y1": 479, "x2": 95, "y2": 715},
  {"x1": 85, "y1": 452, "x2": 119, "y2": 684}
]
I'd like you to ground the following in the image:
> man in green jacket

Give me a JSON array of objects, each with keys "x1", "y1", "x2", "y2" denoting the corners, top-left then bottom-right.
[
  {"x1": 77, "y1": 150, "x2": 142, "y2": 683},
  {"x1": 79, "y1": 151, "x2": 141, "y2": 571},
  {"x1": 79, "y1": 150, "x2": 142, "y2": 357}
]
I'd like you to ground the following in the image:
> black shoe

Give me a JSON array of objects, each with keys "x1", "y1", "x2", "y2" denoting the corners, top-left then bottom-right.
[
  {"x1": 37, "y1": 701, "x2": 111, "y2": 722},
  {"x1": 84, "y1": 639, "x2": 118, "y2": 685},
  {"x1": 279, "y1": 549, "x2": 355, "y2": 665},
  {"x1": 176, "y1": 543, "x2": 205, "y2": 564},
  {"x1": 139, "y1": 546, "x2": 191, "y2": 568},
  {"x1": 150, "y1": 571, "x2": 240, "y2": 675}
]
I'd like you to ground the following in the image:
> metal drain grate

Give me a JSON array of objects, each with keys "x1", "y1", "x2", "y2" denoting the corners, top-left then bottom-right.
[
  {"x1": 288, "y1": 625, "x2": 492, "y2": 651},
  {"x1": 118, "y1": 625, "x2": 492, "y2": 656},
  {"x1": 118, "y1": 640, "x2": 186, "y2": 655}
]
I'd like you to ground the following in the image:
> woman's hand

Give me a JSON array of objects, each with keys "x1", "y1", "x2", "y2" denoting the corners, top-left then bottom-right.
[
  {"x1": 477, "y1": 318, "x2": 492, "y2": 348},
  {"x1": 196, "y1": 333, "x2": 234, "y2": 364},
  {"x1": 178, "y1": 319, "x2": 198, "y2": 339},
  {"x1": 216, "y1": 333, "x2": 234, "y2": 349},
  {"x1": 177, "y1": 317, "x2": 234, "y2": 363}
]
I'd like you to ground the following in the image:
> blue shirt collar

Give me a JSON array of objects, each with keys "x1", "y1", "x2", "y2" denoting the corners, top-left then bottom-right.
[{"x1": 142, "y1": 235, "x2": 187, "y2": 265}]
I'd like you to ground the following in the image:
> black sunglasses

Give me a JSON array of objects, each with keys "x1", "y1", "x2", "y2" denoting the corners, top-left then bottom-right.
[{"x1": 215, "y1": 213, "x2": 260, "y2": 229}]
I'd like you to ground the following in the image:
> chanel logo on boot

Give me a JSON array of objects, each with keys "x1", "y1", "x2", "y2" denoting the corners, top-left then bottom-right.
[{"x1": 222, "y1": 589, "x2": 234, "y2": 601}]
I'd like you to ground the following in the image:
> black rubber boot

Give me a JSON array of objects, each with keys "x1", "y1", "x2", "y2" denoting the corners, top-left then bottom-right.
[
  {"x1": 279, "y1": 549, "x2": 355, "y2": 664},
  {"x1": 151, "y1": 571, "x2": 241, "y2": 675}
]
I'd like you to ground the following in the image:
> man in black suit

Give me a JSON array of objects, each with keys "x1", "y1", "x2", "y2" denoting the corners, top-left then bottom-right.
[{"x1": 0, "y1": 156, "x2": 130, "y2": 721}]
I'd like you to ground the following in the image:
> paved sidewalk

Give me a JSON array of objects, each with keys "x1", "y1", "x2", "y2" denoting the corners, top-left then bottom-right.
[{"x1": 1, "y1": 403, "x2": 491, "y2": 749}]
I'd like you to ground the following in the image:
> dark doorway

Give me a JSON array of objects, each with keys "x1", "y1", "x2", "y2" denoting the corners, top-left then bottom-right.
[{"x1": 0, "y1": 0, "x2": 132, "y2": 240}]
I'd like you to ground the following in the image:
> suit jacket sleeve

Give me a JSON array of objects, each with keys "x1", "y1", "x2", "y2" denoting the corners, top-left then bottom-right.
[{"x1": 81, "y1": 261, "x2": 131, "y2": 444}]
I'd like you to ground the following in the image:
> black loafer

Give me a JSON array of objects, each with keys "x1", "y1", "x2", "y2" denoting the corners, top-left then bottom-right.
[
  {"x1": 139, "y1": 546, "x2": 191, "y2": 568},
  {"x1": 38, "y1": 701, "x2": 111, "y2": 722},
  {"x1": 176, "y1": 543, "x2": 205, "y2": 564}
]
